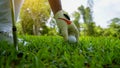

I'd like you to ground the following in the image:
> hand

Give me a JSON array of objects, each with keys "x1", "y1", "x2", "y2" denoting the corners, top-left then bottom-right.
[{"x1": 54, "y1": 10, "x2": 79, "y2": 42}]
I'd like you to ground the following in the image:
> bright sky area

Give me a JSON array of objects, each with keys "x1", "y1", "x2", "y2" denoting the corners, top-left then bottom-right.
[{"x1": 61, "y1": 0, "x2": 120, "y2": 28}]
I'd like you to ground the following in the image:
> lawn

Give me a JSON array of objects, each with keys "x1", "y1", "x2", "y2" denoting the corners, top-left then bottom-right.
[{"x1": 0, "y1": 36, "x2": 120, "y2": 68}]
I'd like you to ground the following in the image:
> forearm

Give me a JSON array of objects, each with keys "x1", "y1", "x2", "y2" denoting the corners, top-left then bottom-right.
[{"x1": 48, "y1": 0, "x2": 62, "y2": 15}]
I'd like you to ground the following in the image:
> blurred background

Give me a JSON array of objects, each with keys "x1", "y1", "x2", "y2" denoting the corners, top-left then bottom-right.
[{"x1": 17, "y1": 0, "x2": 120, "y2": 38}]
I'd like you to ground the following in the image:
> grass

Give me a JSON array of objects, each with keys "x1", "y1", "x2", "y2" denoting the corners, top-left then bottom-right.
[{"x1": 0, "y1": 36, "x2": 120, "y2": 68}]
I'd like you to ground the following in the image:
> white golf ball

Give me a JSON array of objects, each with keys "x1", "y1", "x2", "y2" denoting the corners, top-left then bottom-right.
[{"x1": 68, "y1": 35, "x2": 77, "y2": 43}]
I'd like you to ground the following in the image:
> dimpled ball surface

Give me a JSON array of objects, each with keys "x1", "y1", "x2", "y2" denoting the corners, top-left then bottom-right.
[{"x1": 68, "y1": 35, "x2": 76, "y2": 43}]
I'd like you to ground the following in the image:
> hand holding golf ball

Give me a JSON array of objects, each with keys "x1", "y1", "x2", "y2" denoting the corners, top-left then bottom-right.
[{"x1": 55, "y1": 10, "x2": 79, "y2": 43}]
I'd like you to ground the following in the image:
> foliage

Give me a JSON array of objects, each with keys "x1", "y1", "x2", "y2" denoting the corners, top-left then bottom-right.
[
  {"x1": 73, "y1": 4, "x2": 120, "y2": 38},
  {"x1": 72, "y1": 11, "x2": 81, "y2": 31},
  {"x1": 19, "y1": 0, "x2": 50, "y2": 35},
  {"x1": 94, "y1": 25, "x2": 104, "y2": 36},
  {"x1": 0, "y1": 36, "x2": 120, "y2": 68},
  {"x1": 103, "y1": 18, "x2": 120, "y2": 38},
  {"x1": 15, "y1": 0, "x2": 120, "y2": 37},
  {"x1": 78, "y1": 5, "x2": 95, "y2": 36}
]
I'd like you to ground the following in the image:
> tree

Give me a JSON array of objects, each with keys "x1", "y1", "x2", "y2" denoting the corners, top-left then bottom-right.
[
  {"x1": 102, "y1": 18, "x2": 120, "y2": 38},
  {"x1": 78, "y1": 5, "x2": 95, "y2": 36},
  {"x1": 94, "y1": 25, "x2": 104, "y2": 36},
  {"x1": 72, "y1": 11, "x2": 81, "y2": 31},
  {"x1": 87, "y1": 0, "x2": 94, "y2": 22},
  {"x1": 78, "y1": 5, "x2": 86, "y2": 23},
  {"x1": 108, "y1": 18, "x2": 120, "y2": 38},
  {"x1": 19, "y1": 0, "x2": 50, "y2": 35}
]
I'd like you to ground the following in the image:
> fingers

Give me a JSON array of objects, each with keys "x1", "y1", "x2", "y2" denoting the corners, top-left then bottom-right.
[
  {"x1": 54, "y1": 10, "x2": 69, "y2": 41},
  {"x1": 68, "y1": 23, "x2": 79, "y2": 42},
  {"x1": 75, "y1": 30, "x2": 79, "y2": 42},
  {"x1": 61, "y1": 27, "x2": 68, "y2": 41},
  {"x1": 57, "y1": 21, "x2": 69, "y2": 41}
]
